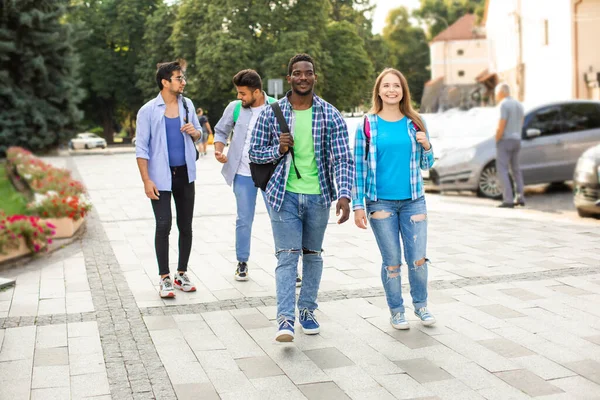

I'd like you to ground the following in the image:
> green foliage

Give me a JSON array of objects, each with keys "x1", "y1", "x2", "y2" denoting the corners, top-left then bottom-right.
[
  {"x1": 321, "y1": 21, "x2": 373, "y2": 111},
  {"x1": 0, "y1": 164, "x2": 27, "y2": 216},
  {"x1": 413, "y1": 0, "x2": 486, "y2": 40},
  {"x1": 68, "y1": 0, "x2": 159, "y2": 142},
  {"x1": 0, "y1": 0, "x2": 83, "y2": 155}
]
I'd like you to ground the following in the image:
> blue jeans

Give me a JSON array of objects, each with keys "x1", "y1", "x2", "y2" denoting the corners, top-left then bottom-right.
[
  {"x1": 233, "y1": 174, "x2": 265, "y2": 263},
  {"x1": 366, "y1": 197, "x2": 429, "y2": 315},
  {"x1": 269, "y1": 191, "x2": 330, "y2": 320}
]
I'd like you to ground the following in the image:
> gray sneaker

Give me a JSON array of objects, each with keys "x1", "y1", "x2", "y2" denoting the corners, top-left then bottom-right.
[{"x1": 159, "y1": 276, "x2": 175, "y2": 298}]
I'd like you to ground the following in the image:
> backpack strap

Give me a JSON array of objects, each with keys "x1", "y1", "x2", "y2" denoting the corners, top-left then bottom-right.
[
  {"x1": 363, "y1": 115, "x2": 371, "y2": 161},
  {"x1": 271, "y1": 102, "x2": 301, "y2": 179},
  {"x1": 233, "y1": 100, "x2": 242, "y2": 124}
]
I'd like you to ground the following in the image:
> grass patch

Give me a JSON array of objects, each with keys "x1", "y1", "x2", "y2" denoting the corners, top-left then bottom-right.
[{"x1": 0, "y1": 162, "x2": 28, "y2": 215}]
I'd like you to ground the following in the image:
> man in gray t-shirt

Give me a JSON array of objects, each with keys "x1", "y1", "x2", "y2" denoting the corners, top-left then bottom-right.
[{"x1": 495, "y1": 83, "x2": 525, "y2": 207}]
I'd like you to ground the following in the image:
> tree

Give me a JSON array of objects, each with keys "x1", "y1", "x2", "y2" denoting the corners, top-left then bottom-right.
[
  {"x1": 69, "y1": 0, "x2": 159, "y2": 142},
  {"x1": 413, "y1": 0, "x2": 486, "y2": 40},
  {"x1": 382, "y1": 7, "x2": 430, "y2": 107},
  {"x1": 0, "y1": 0, "x2": 83, "y2": 155},
  {"x1": 321, "y1": 21, "x2": 373, "y2": 111},
  {"x1": 136, "y1": 2, "x2": 178, "y2": 102}
]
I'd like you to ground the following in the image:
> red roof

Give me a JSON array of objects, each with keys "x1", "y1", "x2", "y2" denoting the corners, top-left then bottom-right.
[{"x1": 431, "y1": 14, "x2": 485, "y2": 43}]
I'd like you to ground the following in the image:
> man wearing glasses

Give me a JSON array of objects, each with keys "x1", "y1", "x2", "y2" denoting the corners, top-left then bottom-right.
[{"x1": 135, "y1": 61, "x2": 202, "y2": 298}]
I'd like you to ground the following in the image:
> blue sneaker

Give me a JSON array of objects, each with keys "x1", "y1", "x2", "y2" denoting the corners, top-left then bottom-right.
[
  {"x1": 299, "y1": 308, "x2": 320, "y2": 334},
  {"x1": 414, "y1": 307, "x2": 436, "y2": 326},
  {"x1": 275, "y1": 316, "x2": 295, "y2": 342},
  {"x1": 390, "y1": 312, "x2": 409, "y2": 330}
]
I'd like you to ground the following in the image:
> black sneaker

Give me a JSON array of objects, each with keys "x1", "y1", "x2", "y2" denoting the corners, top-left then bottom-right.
[
  {"x1": 497, "y1": 203, "x2": 514, "y2": 208},
  {"x1": 235, "y1": 262, "x2": 249, "y2": 281},
  {"x1": 296, "y1": 274, "x2": 302, "y2": 287}
]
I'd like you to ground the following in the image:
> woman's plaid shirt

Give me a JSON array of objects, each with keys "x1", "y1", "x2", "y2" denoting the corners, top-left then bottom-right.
[
  {"x1": 352, "y1": 114, "x2": 435, "y2": 210},
  {"x1": 249, "y1": 94, "x2": 354, "y2": 212}
]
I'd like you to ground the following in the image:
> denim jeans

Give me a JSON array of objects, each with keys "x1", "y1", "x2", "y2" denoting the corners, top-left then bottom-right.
[
  {"x1": 366, "y1": 196, "x2": 429, "y2": 315},
  {"x1": 151, "y1": 165, "x2": 195, "y2": 276},
  {"x1": 269, "y1": 191, "x2": 330, "y2": 320},
  {"x1": 233, "y1": 174, "x2": 263, "y2": 263}
]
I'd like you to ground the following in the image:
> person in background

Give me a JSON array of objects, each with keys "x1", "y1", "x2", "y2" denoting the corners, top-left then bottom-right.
[
  {"x1": 196, "y1": 107, "x2": 213, "y2": 156},
  {"x1": 494, "y1": 83, "x2": 525, "y2": 208}
]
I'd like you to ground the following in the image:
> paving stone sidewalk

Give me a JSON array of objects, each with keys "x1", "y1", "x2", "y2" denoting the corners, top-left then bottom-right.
[{"x1": 0, "y1": 153, "x2": 598, "y2": 399}]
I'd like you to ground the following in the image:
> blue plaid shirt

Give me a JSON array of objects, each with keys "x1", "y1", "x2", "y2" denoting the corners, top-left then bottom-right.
[
  {"x1": 352, "y1": 114, "x2": 435, "y2": 210},
  {"x1": 249, "y1": 93, "x2": 354, "y2": 212}
]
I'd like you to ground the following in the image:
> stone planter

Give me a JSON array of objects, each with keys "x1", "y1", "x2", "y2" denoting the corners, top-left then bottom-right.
[
  {"x1": 0, "y1": 238, "x2": 31, "y2": 263},
  {"x1": 42, "y1": 217, "x2": 85, "y2": 239}
]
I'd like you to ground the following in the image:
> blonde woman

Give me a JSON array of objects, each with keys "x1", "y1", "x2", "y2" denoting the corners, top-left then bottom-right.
[{"x1": 352, "y1": 68, "x2": 436, "y2": 329}]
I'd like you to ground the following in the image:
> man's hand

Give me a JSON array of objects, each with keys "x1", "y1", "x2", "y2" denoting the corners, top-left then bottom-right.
[
  {"x1": 181, "y1": 123, "x2": 199, "y2": 140},
  {"x1": 144, "y1": 179, "x2": 160, "y2": 200},
  {"x1": 416, "y1": 131, "x2": 431, "y2": 151},
  {"x1": 336, "y1": 197, "x2": 350, "y2": 224},
  {"x1": 354, "y1": 209, "x2": 368, "y2": 229},
  {"x1": 279, "y1": 133, "x2": 294, "y2": 154},
  {"x1": 214, "y1": 150, "x2": 228, "y2": 164}
]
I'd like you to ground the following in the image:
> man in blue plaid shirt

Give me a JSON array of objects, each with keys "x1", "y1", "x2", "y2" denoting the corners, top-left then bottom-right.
[{"x1": 249, "y1": 53, "x2": 354, "y2": 342}]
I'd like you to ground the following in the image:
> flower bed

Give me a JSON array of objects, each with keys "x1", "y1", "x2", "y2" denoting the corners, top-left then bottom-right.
[
  {"x1": 0, "y1": 214, "x2": 55, "y2": 262},
  {"x1": 2, "y1": 147, "x2": 92, "y2": 248}
]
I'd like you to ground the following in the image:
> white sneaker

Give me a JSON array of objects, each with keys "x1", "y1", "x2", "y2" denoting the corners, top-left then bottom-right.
[
  {"x1": 159, "y1": 276, "x2": 175, "y2": 298},
  {"x1": 173, "y1": 272, "x2": 196, "y2": 292}
]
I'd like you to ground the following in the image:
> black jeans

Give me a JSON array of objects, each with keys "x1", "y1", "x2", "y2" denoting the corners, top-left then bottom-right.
[{"x1": 151, "y1": 165, "x2": 195, "y2": 276}]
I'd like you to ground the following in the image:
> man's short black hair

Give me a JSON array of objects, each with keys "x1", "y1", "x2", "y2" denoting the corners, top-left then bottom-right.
[
  {"x1": 232, "y1": 69, "x2": 262, "y2": 91},
  {"x1": 156, "y1": 61, "x2": 182, "y2": 90},
  {"x1": 287, "y1": 53, "x2": 315, "y2": 76}
]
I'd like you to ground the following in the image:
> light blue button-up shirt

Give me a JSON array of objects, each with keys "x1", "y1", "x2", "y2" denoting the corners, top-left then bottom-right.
[{"x1": 135, "y1": 93, "x2": 201, "y2": 191}]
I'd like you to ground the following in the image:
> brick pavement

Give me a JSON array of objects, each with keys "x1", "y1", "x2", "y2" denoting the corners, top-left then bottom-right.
[{"x1": 0, "y1": 152, "x2": 598, "y2": 399}]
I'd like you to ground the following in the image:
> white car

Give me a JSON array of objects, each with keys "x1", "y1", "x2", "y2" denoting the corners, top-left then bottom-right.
[{"x1": 69, "y1": 133, "x2": 107, "y2": 150}]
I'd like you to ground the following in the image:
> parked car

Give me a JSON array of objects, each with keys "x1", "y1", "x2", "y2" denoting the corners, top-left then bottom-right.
[
  {"x1": 573, "y1": 143, "x2": 600, "y2": 217},
  {"x1": 428, "y1": 101, "x2": 600, "y2": 199},
  {"x1": 132, "y1": 136, "x2": 136, "y2": 147},
  {"x1": 69, "y1": 133, "x2": 107, "y2": 150}
]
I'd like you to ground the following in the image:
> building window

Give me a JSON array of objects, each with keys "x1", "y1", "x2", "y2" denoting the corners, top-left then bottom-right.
[
  {"x1": 458, "y1": 70, "x2": 465, "y2": 77},
  {"x1": 543, "y1": 19, "x2": 549, "y2": 45},
  {"x1": 457, "y1": 49, "x2": 464, "y2": 56}
]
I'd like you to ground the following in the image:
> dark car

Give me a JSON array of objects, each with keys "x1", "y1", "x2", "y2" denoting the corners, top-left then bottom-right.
[{"x1": 574, "y1": 143, "x2": 600, "y2": 217}]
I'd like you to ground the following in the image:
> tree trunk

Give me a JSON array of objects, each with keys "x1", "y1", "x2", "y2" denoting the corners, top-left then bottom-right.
[{"x1": 99, "y1": 99, "x2": 115, "y2": 144}]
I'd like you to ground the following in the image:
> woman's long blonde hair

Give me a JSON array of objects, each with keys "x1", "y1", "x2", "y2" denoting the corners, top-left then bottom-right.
[{"x1": 369, "y1": 68, "x2": 424, "y2": 132}]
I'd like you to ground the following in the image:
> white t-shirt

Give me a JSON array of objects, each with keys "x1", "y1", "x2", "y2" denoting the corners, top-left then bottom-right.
[{"x1": 236, "y1": 106, "x2": 263, "y2": 176}]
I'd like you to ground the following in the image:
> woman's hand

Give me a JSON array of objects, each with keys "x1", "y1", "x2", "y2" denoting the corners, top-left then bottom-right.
[
  {"x1": 354, "y1": 209, "x2": 368, "y2": 229},
  {"x1": 416, "y1": 131, "x2": 431, "y2": 151}
]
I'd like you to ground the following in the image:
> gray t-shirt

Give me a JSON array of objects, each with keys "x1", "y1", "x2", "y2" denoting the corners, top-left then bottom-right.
[{"x1": 499, "y1": 97, "x2": 525, "y2": 141}]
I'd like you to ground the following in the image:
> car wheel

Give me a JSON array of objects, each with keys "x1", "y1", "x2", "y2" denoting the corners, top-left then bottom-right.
[
  {"x1": 101, "y1": 145, "x2": 106, "y2": 149},
  {"x1": 577, "y1": 208, "x2": 594, "y2": 218},
  {"x1": 68, "y1": 141, "x2": 74, "y2": 150},
  {"x1": 477, "y1": 163, "x2": 503, "y2": 200},
  {"x1": 85, "y1": 144, "x2": 90, "y2": 149}
]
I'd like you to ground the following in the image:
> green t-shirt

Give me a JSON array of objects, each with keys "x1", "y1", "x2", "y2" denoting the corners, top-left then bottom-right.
[{"x1": 286, "y1": 107, "x2": 321, "y2": 194}]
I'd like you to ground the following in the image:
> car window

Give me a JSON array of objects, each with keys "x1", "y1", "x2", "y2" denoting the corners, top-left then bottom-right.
[
  {"x1": 524, "y1": 106, "x2": 563, "y2": 136},
  {"x1": 561, "y1": 103, "x2": 600, "y2": 132}
]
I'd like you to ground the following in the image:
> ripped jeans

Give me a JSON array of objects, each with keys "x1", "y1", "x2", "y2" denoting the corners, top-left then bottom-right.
[
  {"x1": 366, "y1": 196, "x2": 429, "y2": 315},
  {"x1": 269, "y1": 191, "x2": 330, "y2": 320}
]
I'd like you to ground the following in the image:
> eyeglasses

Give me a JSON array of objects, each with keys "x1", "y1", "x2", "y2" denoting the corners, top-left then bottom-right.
[{"x1": 169, "y1": 75, "x2": 187, "y2": 83}]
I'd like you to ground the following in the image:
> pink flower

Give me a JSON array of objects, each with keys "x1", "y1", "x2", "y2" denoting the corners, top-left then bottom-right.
[
  {"x1": 34, "y1": 244, "x2": 40, "y2": 252},
  {"x1": 46, "y1": 223, "x2": 56, "y2": 229},
  {"x1": 47, "y1": 239, "x2": 53, "y2": 244}
]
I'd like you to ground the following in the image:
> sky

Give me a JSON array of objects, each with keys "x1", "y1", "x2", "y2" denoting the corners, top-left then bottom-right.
[{"x1": 371, "y1": 0, "x2": 421, "y2": 34}]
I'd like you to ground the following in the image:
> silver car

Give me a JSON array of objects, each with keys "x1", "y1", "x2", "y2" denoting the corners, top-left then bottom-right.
[
  {"x1": 428, "y1": 101, "x2": 600, "y2": 199},
  {"x1": 573, "y1": 143, "x2": 600, "y2": 217}
]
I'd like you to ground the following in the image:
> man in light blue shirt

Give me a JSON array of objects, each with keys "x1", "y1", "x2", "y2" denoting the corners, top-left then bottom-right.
[{"x1": 135, "y1": 61, "x2": 202, "y2": 298}]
